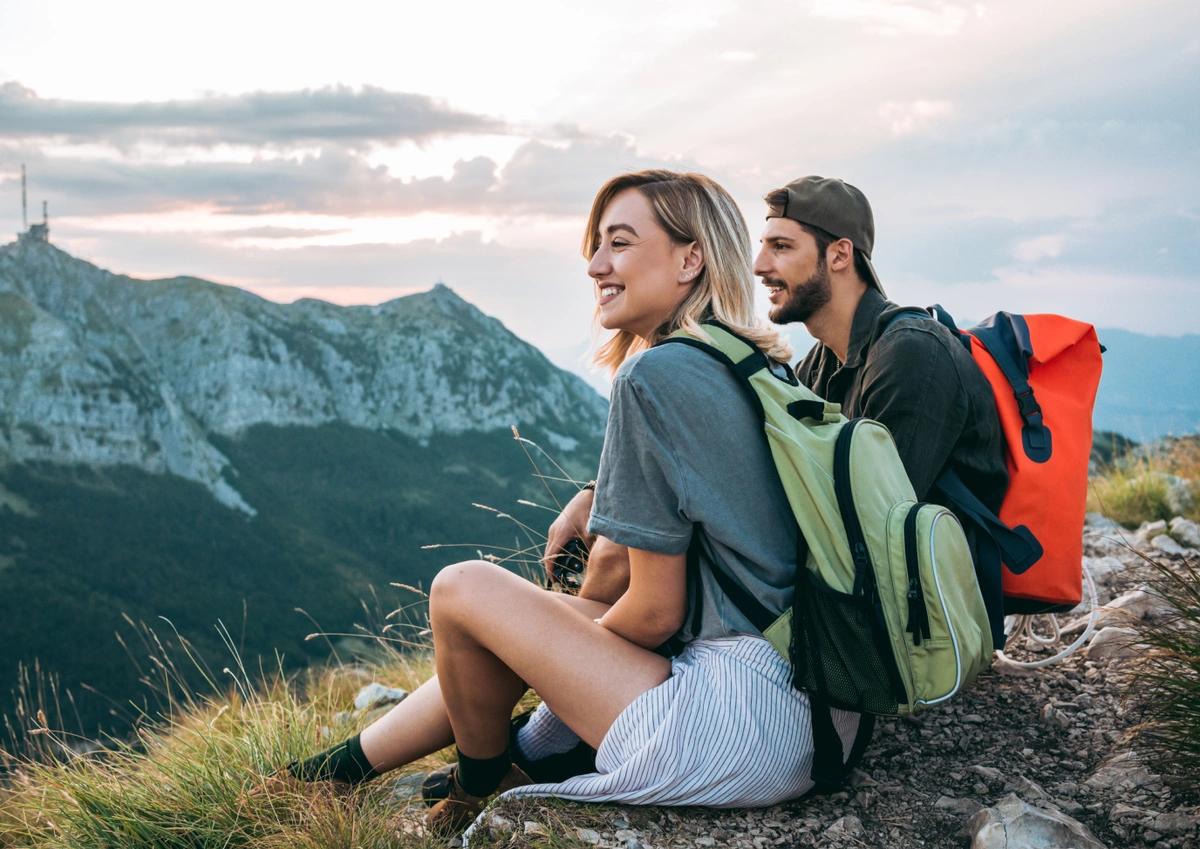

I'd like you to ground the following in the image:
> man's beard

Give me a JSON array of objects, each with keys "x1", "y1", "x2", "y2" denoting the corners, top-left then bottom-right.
[{"x1": 767, "y1": 257, "x2": 831, "y2": 325}]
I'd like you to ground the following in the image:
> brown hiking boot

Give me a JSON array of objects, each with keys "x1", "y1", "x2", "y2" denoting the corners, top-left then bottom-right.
[{"x1": 424, "y1": 763, "x2": 534, "y2": 836}]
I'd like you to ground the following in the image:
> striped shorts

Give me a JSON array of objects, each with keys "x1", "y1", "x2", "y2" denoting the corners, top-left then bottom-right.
[{"x1": 494, "y1": 635, "x2": 860, "y2": 809}]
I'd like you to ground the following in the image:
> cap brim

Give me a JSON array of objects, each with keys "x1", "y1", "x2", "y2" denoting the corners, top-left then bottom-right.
[{"x1": 858, "y1": 252, "x2": 886, "y2": 298}]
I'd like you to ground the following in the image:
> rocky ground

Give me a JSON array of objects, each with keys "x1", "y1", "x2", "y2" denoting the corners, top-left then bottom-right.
[{"x1": 376, "y1": 514, "x2": 1199, "y2": 849}]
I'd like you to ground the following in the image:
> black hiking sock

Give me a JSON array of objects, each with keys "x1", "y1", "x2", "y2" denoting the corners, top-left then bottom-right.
[
  {"x1": 455, "y1": 747, "x2": 512, "y2": 797},
  {"x1": 286, "y1": 733, "x2": 379, "y2": 785}
]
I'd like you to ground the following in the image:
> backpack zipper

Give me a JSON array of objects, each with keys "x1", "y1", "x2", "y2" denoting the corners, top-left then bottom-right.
[
  {"x1": 833, "y1": 419, "x2": 909, "y2": 706},
  {"x1": 904, "y1": 503, "x2": 932, "y2": 645}
]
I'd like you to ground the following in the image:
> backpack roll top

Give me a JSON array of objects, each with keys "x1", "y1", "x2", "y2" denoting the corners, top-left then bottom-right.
[
  {"x1": 665, "y1": 323, "x2": 994, "y2": 718},
  {"x1": 959, "y1": 312, "x2": 1103, "y2": 611}
]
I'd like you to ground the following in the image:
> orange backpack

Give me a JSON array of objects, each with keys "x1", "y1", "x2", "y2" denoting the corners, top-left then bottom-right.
[{"x1": 926, "y1": 308, "x2": 1104, "y2": 614}]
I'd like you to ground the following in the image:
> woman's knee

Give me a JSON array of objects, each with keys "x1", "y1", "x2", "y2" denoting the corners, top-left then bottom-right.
[{"x1": 429, "y1": 559, "x2": 507, "y2": 615}]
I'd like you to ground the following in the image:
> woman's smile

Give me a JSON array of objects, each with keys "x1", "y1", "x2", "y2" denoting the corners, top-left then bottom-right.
[{"x1": 597, "y1": 283, "x2": 624, "y2": 306}]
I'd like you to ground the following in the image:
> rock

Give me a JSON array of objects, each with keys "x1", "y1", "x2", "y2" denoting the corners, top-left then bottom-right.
[
  {"x1": 1083, "y1": 555, "x2": 1127, "y2": 585},
  {"x1": 1104, "y1": 586, "x2": 1171, "y2": 619},
  {"x1": 1153, "y1": 534, "x2": 1189, "y2": 556},
  {"x1": 1064, "y1": 587, "x2": 1173, "y2": 635},
  {"x1": 1085, "y1": 751, "x2": 1159, "y2": 793},
  {"x1": 523, "y1": 820, "x2": 549, "y2": 837},
  {"x1": 485, "y1": 813, "x2": 514, "y2": 834},
  {"x1": 1085, "y1": 626, "x2": 1142, "y2": 661},
  {"x1": 1150, "y1": 811, "x2": 1200, "y2": 835},
  {"x1": 695, "y1": 838, "x2": 717, "y2": 847},
  {"x1": 576, "y1": 829, "x2": 601, "y2": 845},
  {"x1": 1170, "y1": 516, "x2": 1200, "y2": 548},
  {"x1": 935, "y1": 795, "x2": 984, "y2": 817},
  {"x1": 388, "y1": 771, "x2": 427, "y2": 800},
  {"x1": 968, "y1": 794, "x2": 1108, "y2": 849},
  {"x1": 992, "y1": 655, "x2": 1038, "y2": 676},
  {"x1": 823, "y1": 815, "x2": 865, "y2": 840},
  {"x1": 332, "y1": 710, "x2": 355, "y2": 725},
  {"x1": 1085, "y1": 512, "x2": 1122, "y2": 532},
  {"x1": 353, "y1": 683, "x2": 409, "y2": 711},
  {"x1": 1004, "y1": 776, "x2": 1053, "y2": 804},
  {"x1": 1167, "y1": 480, "x2": 1195, "y2": 516},
  {"x1": 969, "y1": 765, "x2": 1003, "y2": 783},
  {"x1": 1136, "y1": 519, "x2": 1168, "y2": 541},
  {"x1": 848, "y1": 768, "x2": 878, "y2": 787},
  {"x1": 616, "y1": 830, "x2": 642, "y2": 849}
]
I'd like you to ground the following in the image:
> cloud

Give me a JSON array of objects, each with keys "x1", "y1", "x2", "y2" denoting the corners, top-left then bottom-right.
[
  {"x1": 878, "y1": 99, "x2": 954, "y2": 136},
  {"x1": 0, "y1": 81, "x2": 505, "y2": 149},
  {"x1": 808, "y1": 0, "x2": 976, "y2": 36},
  {"x1": 220, "y1": 226, "x2": 350, "y2": 240},
  {"x1": 1012, "y1": 233, "x2": 1066, "y2": 263},
  {"x1": 0, "y1": 134, "x2": 690, "y2": 218}
]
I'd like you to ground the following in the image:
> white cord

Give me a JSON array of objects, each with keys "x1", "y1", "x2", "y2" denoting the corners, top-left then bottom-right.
[{"x1": 994, "y1": 560, "x2": 1099, "y2": 668}]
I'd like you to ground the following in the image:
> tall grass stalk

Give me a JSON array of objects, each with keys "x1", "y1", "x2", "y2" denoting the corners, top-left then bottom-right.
[{"x1": 1128, "y1": 553, "x2": 1200, "y2": 791}]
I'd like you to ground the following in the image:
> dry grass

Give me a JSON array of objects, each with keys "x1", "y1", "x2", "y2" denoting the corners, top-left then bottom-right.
[
  {"x1": 0, "y1": 634, "x2": 463, "y2": 849},
  {"x1": 1088, "y1": 436, "x2": 1199, "y2": 528},
  {"x1": 1128, "y1": 553, "x2": 1200, "y2": 792}
]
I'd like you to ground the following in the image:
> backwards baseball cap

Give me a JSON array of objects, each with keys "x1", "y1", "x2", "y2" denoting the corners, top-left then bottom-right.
[{"x1": 765, "y1": 175, "x2": 885, "y2": 296}]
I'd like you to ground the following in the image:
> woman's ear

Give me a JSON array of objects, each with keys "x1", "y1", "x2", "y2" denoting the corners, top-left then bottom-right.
[{"x1": 679, "y1": 241, "x2": 704, "y2": 283}]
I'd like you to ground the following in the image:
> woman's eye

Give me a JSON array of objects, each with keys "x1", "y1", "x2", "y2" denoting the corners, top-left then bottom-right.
[{"x1": 611, "y1": 240, "x2": 629, "y2": 249}]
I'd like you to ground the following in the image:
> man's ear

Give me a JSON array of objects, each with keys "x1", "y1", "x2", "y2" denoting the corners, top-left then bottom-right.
[
  {"x1": 679, "y1": 241, "x2": 704, "y2": 283},
  {"x1": 828, "y1": 238, "x2": 854, "y2": 274}
]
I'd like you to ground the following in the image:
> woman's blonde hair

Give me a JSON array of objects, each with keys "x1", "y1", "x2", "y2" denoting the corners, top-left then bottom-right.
[{"x1": 584, "y1": 170, "x2": 793, "y2": 375}]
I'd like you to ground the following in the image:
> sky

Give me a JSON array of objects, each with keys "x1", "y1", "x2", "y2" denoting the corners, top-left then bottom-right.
[{"x1": 1, "y1": 0, "x2": 1197, "y2": 383}]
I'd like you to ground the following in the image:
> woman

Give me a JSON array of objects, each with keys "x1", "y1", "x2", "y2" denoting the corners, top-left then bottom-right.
[{"x1": 265, "y1": 170, "x2": 860, "y2": 834}]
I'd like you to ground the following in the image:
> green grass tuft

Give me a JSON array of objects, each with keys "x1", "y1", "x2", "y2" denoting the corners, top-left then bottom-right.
[{"x1": 1088, "y1": 435, "x2": 1198, "y2": 528}]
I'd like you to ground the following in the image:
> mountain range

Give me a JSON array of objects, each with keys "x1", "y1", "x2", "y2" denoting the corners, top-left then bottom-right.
[{"x1": 0, "y1": 238, "x2": 606, "y2": 736}]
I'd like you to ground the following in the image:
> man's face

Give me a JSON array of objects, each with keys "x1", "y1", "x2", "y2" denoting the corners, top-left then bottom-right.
[{"x1": 754, "y1": 217, "x2": 830, "y2": 325}]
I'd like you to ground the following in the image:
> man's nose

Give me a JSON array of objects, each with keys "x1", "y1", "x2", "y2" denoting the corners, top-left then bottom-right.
[{"x1": 752, "y1": 247, "x2": 770, "y2": 277}]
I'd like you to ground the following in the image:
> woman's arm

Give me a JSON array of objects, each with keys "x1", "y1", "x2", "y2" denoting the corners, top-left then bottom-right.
[{"x1": 595, "y1": 546, "x2": 687, "y2": 649}]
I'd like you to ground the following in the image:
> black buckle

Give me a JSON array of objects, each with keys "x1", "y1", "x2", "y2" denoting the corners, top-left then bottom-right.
[{"x1": 1014, "y1": 388, "x2": 1041, "y2": 424}]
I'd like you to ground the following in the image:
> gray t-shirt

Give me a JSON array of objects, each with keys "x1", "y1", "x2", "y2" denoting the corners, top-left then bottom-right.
[{"x1": 587, "y1": 342, "x2": 799, "y2": 644}]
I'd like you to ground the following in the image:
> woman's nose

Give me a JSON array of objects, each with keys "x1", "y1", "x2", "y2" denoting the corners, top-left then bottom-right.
[{"x1": 587, "y1": 248, "x2": 611, "y2": 279}]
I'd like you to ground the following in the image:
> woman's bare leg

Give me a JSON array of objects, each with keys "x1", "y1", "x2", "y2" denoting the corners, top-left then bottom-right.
[
  {"x1": 357, "y1": 587, "x2": 615, "y2": 771},
  {"x1": 358, "y1": 675, "x2": 455, "y2": 772},
  {"x1": 429, "y1": 560, "x2": 669, "y2": 757}
]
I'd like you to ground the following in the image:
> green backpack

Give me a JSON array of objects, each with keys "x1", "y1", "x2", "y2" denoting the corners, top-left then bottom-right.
[{"x1": 660, "y1": 322, "x2": 993, "y2": 785}]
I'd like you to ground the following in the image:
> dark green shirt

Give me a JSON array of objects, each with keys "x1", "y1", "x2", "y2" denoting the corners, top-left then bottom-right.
[{"x1": 795, "y1": 288, "x2": 1008, "y2": 512}]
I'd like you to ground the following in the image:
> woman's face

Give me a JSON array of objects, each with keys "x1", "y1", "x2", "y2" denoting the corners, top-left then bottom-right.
[{"x1": 587, "y1": 188, "x2": 698, "y2": 339}]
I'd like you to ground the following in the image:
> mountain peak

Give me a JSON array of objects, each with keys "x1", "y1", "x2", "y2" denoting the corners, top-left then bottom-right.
[{"x1": 0, "y1": 242, "x2": 608, "y2": 513}]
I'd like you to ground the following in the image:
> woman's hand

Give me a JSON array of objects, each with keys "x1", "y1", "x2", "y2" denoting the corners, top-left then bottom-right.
[{"x1": 542, "y1": 487, "x2": 596, "y2": 583}]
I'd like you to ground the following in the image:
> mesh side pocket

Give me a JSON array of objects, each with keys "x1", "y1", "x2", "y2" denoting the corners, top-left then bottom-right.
[{"x1": 790, "y1": 569, "x2": 902, "y2": 715}]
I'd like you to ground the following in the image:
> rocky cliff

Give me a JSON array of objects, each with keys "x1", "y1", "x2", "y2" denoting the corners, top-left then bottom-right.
[{"x1": 0, "y1": 239, "x2": 607, "y2": 513}]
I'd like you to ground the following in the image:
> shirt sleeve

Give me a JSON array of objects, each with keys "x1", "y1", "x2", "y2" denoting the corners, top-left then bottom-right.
[
  {"x1": 857, "y1": 326, "x2": 968, "y2": 499},
  {"x1": 587, "y1": 368, "x2": 693, "y2": 554}
]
